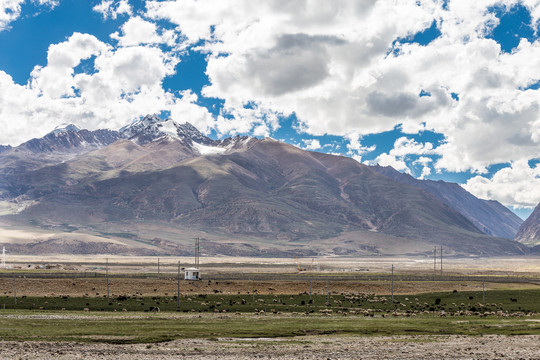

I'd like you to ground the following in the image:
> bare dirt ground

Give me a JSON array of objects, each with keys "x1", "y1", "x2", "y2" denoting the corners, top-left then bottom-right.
[
  {"x1": 0, "y1": 277, "x2": 533, "y2": 298},
  {"x1": 4, "y1": 255, "x2": 540, "y2": 275},
  {"x1": 0, "y1": 335, "x2": 538, "y2": 359},
  {"x1": 1, "y1": 255, "x2": 539, "y2": 297}
]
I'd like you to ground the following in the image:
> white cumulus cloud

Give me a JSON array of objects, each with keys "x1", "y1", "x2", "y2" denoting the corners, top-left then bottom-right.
[
  {"x1": 143, "y1": 0, "x2": 540, "y2": 209},
  {"x1": 389, "y1": 137, "x2": 436, "y2": 158},
  {"x1": 1, "y1": 0, "x2": 539, "y2": 212},
  {"x1": 0, "y1": 0, "x2": 24, "y2": 31},
  {"x1": 30, "y1": 32, "x2": 110, "y2": 98},
  {"x1": 345, "y1": 133, "x2": 376, "y2": 162},
  {"x1": 0, "y1": 31, "x2": 189, "y2": 144},
  {"x1": 374, "y1": 153, "x2": 411, "y2": 174},
  {"x1": 370, "y1": 137, "x2": 437, "y2": 177},
  {"x1": 414, "y1": 156, "x2": 433, "y2": 180},
  {"x1": 169, "y1": 90, "x2": 215, "y2": 134},
  {"x1": 146, "y1": 0, "x2": 539, "y2": 172},
  {"x1": 0, "y1": 0, "x2": 58, "y2": 31},
  {"x1": 302, "y1": 139, "x2": 322, "y2": 151},
  {"x1": 111, "y1": 16, "x2": 177, "y2": 46},
  {"x1": 93, "y1": 0, "x2": 131, "y2": 20},
  {"x1": 463, "y1": 160, "x2": 540, "y2": 208}
]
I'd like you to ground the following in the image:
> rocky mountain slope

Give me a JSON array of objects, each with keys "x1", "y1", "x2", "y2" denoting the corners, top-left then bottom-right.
[
  {"x1": 18, "y1": 124, "x2": 123, "y2": 154},
  {"x1": 0, "y1": 124, "x2": 123, "y2": 198},
  {"x1": 372, "y1": 165, "x2": 523, "y2": 239},
  {"x1": 0, "y1": 116, "x2": 529, "y2": 256},
  {"x1": 515, "y1": 203, "x2": 540, "y2": 246}
]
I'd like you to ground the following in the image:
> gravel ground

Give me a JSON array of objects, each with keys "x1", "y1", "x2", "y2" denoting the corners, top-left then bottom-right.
[
  {"x1": 0, "y1": 335, "x2": 539, "y2": 359},
  {"x1": 0, "y1": 277, "x2": 512, "y2": 298}
]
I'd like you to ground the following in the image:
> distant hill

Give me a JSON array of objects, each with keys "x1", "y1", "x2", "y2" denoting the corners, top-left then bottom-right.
[
  {"x1": 515, "y1": 203, "x2": 540, "y2": 246},
  {"x1": 371, "y1": 165, "x2": 523, "y2": 239},
  {"x1": 0, "y1": 116, "x2": 529, "y2": 256}
]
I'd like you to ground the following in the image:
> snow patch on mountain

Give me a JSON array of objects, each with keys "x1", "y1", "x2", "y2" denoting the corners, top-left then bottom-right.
[
  {"x1": 159, "y1": 119, "x2": 181, "y2": 139},
  {"x1": 192, "y1": 141, "x2": 227, "y2": 155}
]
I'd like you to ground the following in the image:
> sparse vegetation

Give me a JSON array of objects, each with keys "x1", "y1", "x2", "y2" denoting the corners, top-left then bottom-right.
[
  {"x1": 0, "y1": 310, "x2": 538, "y2": 344},
  {"x1": 1, "y1": 289, "x2": 539, "y2": 314},
  {"x1": 0, "y1": 256, "x2": 537, "y2": 352}
]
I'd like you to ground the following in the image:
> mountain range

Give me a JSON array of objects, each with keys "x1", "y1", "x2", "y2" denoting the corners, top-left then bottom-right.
[
  {"x1": 370, "y1": 166, "x2": 523, "y2": 239},
  {"x1": 0, "y1": 115, "x2": 534, "y2": 256},
  {"x1": 515, "y1": 203, "x2": 540, "y2": 247}
]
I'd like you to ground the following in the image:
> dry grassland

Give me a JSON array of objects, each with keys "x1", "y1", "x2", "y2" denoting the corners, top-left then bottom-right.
[
  {"x1": 4, "y1": 254, "x2": 540, "y2": 274},
  {"x1": 0, "y1": 277, "x2": 535, "y2": 298}
]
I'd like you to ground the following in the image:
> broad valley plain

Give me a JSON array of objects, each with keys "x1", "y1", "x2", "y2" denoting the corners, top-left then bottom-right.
[
  {"x1": 0, "y1": 112, "x2": 539, "y2": 360},
  {"x1": 1, "y1": 1, "x2": 540, "y2": 359},
  {"x1": 0, "y1": 113, "x2": 539, "y2": 359},
  {"x1": 0, "y1": 252, "x2": 538, "y2": 359}
]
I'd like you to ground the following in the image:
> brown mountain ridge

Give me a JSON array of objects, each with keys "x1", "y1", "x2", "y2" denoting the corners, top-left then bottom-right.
[{"x1": 0, "y1": 116, "x2": 529, "y2": 256}]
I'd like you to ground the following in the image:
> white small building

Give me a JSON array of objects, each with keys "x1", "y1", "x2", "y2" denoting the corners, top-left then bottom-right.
[{"x1": 184, "y1": 267, "x2": 201, "y2": 280}]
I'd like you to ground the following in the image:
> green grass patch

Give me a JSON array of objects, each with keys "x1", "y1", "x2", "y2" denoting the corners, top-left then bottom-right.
[
  {"x1": 1, "y1": 288, "x2": 539, "y2": 314},
  {"x1": 0, "y1": 288, "x2": 538, "y2": 344},
  {"x1": 0, "y1": 313, "x2": 537, "y2": 343}
]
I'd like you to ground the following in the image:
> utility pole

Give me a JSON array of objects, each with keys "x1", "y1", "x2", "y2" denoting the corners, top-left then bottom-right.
[
  {"x1": 195, "y1": 238, "x2": 200, "y2": 267},
  {"x1": 440, "y1": 246, "x2": 443, "y2": 278},
  {"x1": 106, "y1": 258, "x2": 110, "y2": 303},
  {"x1": 177, "y1": 261, "x2": 180, "y2": 309},
  {"x1": 326, "y1": 280, "x2": 329, "y2": 304},
  {"x1": 482, "y1": 280, "x2": 485, "y2": 304},
  {"x1": 391, "y1": 264, "x2": 394, "y2": 304},
  {"x1": 433, "y1": 247, "x2": 437, "y2": 281}
]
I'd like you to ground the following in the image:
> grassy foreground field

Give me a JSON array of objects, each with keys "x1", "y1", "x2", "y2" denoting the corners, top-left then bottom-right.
[
  {"x1": 1, "y1": 289, "x2": 539, "y2": 314},
  {"x1": 0, "y1": 257, "x2": 538, "y2": 359},
  {"x1": 0, "y1": 288, "x2": 538, "y2": 344},
  {"x1": 0, "y1": 311, "x2": 539, "y2": 344}
]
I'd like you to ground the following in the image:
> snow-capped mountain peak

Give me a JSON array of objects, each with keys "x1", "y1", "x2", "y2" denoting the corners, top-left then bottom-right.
[
  {"x1": 119, "y1": 114, "x2": 163, "y2": 141},
  {"x1": 119, "y1": 114, "x2": 213, "y2": 146},
  {"x1": 50, "y1": 123, "x2": 81, "y2": 135},
  {"x1": 7, "y1": 115, "x2": 255, "y2": 156}
]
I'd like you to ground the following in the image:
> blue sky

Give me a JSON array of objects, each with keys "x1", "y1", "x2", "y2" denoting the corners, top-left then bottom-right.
[{"x1": 0, "y1": 0, "x2": 539, "y2": 219}]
